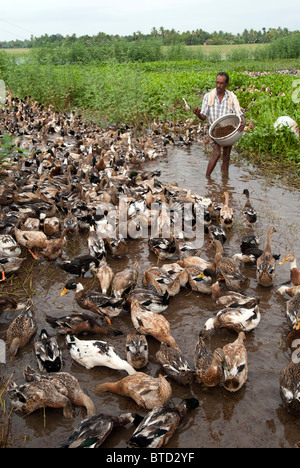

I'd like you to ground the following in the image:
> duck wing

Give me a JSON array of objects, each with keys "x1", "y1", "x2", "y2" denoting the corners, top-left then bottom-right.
[{"x1": 127, "y1": 405, "x2": 180, "y2": 448}]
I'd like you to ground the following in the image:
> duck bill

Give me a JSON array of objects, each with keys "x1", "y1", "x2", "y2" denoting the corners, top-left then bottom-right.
[
  {"x1": 293, "y1": 319, "x2": 300, "y2": 330},
  {"x1": 279, "y1": 258, "x2": 287, "y2": 265},
  {"x1": 60, "y1": 288, "x2": 68, "y2": 297}
]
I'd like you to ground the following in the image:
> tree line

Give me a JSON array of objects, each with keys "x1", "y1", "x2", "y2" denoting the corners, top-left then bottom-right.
[{"x1": 0, "y1": 26, "x2": 299, "y2": 49}]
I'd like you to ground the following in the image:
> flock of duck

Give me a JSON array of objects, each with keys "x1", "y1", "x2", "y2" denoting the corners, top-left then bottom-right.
[{"x1": 0, "y1": 95, "x2": 299, "y2": 448}]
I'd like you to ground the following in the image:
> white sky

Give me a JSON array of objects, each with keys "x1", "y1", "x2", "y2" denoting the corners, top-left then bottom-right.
[{"x1": 0, "y1": 0, "x2": 299, "y2": 41}]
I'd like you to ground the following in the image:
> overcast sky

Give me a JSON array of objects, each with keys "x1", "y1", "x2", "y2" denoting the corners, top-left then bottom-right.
[{"x1": 0, "y1": 0, "x2": 299, "y2": 41}]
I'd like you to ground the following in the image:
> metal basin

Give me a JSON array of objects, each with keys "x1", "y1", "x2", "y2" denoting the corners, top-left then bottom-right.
[{"x1": 209, "y1": 114, "x2": 243, "y2": 146}]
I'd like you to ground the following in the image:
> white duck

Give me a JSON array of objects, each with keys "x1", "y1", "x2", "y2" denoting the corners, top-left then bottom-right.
[{"x1": 66, "y1": 335, "x2": 136, "y2": 374}]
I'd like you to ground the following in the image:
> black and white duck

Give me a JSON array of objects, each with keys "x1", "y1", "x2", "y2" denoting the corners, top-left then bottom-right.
[
  {"x1": 60, "y1": 282, "x2": 124, "y2": 321},
  {"x1": 61, "y1": 411, "x2": 142, "y2": 448},
  {"x1": 127, "y1": 398, "x2": 199, "y2": 448},
  {"x1": 34, "y1": 329, "x2": 62, "y2": 373}
]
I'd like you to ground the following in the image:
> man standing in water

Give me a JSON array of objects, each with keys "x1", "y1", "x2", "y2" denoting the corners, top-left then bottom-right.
[{"x1": 193, "y1": 72, "x2": 245, "y2": 177}]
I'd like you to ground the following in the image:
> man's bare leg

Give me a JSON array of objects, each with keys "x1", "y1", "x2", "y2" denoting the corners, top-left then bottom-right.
[
  {"x1": 221, "y1": 146, "x2": 232, "y2": 174},
  {"x1": 206, "y1": 143, "x2": 221, "y2": 177}
]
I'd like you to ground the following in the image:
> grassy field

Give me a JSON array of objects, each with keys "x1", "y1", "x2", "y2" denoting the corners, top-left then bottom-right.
[
  {"x1": 1, "y1": 48, "x2": 31, "y2": 56},
  {"x1": 2, "y1": 44, "x2": 266, "y2": 55},
  {"x1": 182, "y1": 43, "x2": 267, "y2": 56}
]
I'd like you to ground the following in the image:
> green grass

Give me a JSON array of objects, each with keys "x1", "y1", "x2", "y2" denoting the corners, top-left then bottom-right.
[
  {"x1": 175, "y1": 43, "x2": 267, "y2": 58},
  {"x1": 0, "y1": 48, "x2": 31, "y2": 56}
]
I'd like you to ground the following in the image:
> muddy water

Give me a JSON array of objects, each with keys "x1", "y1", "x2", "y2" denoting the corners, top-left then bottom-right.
[{"x1": 1, "y1": 144, "x2": 300, "y2": 448}]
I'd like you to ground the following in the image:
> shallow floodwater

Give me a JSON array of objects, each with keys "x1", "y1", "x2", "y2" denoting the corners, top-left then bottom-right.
[{"x1": 1, "y1": 144, "x2": 300, "y2": 448}]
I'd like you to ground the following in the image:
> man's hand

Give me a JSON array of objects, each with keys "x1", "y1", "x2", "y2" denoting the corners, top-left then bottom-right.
[
  {"x1": 193, "y1": 107, "x2": 206, "y2": 121},
  {"x1": 238, "y1": 115, "x2": 246, "y2": 132}
]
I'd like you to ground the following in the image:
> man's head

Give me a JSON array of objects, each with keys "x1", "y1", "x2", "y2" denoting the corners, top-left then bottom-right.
[{"x1": 216, "y1": 72, "x2": 229, "y2": 95}]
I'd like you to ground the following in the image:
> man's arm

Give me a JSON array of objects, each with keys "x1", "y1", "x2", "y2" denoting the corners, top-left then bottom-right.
[
  {"x1": 193, "y1": 107, "x2": 207, "y2": 121},
  {"x1": 238, "y1": 114, "x2": 246, "y2": 132},
  {"x1": 193, "y1": 93, "x2": 208, "y2": 122}
]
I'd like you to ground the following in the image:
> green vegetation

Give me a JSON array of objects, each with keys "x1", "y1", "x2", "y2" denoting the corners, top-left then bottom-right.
[
  {"x1": 1, "y1": 26, "x2": 298, "y2": 49},
  {"x1": 0, "y1": 133, "x2": 19, "y2": 169},
  {"x1": 0, "y1": 37, "x2": 299, "y2": 169}
]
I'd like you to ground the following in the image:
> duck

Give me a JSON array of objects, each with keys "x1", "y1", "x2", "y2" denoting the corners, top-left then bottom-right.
[
  {"x1": 22, "y1": 217, "x2": 40, "y2": 232},
  {"x1": 276, "y1": 285, "x2": 300, "y2": 298},
  {"x1": 256, "y1": 226, "x2": 277, "y2": 287},
  {"x1": 177, "y1": 239, "x2": 203, "y2": 259},
  {"x1": 279, "y1": 360, "x2": 300, "y2": 415},
  {"x1": 106, "y1": 234, "x2": 128, "y2": 257},
  {"x1": 95, "y1": 258, "x2": 115, "y2": 295},
  {"x1": 40, "y1": 228, "x2": 68, "y2": 261},
  {"x1": 156, "y1": 342, "x2": 194, "y2": 385},
  {"x1": 285, "y1": 292, "x2": 300, "y2": 326},
  {"x1": 0, "y1": 295, "x2": 23, "y2": 314},
  {"x1": 43, "y1": 216, "x2": 60, "y2": 237},
  {"x1": 200, "y1": 305, "x2": 261, "y2": 338},
  {"x1": 233, "y1": 248, "x2": 279, "y2": 265},
  {"x1": 127, "y1": 398, "x2": 199, "y2": 448},
  {"x1": 0, "y1": 213, "x2": 19, "y2": 236},
  {"x1": 125, "y1": 332, "x2": 149, "y2": 369},
  {"x1": 34, "y1": 329, "x2": 62, "y2": 373},
  {"x1": 221, "y1": 332, "x2": 248, "y2": 392},
  {"x1": 6, "y1": 299, "x2": 37, "y2": 357},
  {"x1": 161, "y1": 262, "x2": 189, "y2": 288},
  {"x1": 220, "y1": 191, "x2": 234, "y2": 229},
  {"x1": 60, "y1": 282, "x2": 123, "y2": 321},
  {"x1": 142, "y1": 266, "x2": 181, "y2": 297},
  {"x1": 61, "y1": 411, "x2": 143, "y2": 448},
  {"x1": 88, "y1": 223, "x2": 106, "y2": 260},
  {"x1": 57, "y1": 255, "x2": 99, "y2": 277},
  {"x1": 213, "y1": 239, "x2": 250, "y2": 292},
  {"x1": 286, "y1": 317, "x2": 300, "y2": 352},
  {"x1": 112, "y1": 262, "x2": 139, "y2": 298},
  {"x1": 7, "y1": 365, "x2": 96, "y2": 419},
  {"x1": 46, "y1": 312, "x2": 122, "y2": 337},
  {"x1": 279, "y1": 253, "x2": 300, "y2": 286},
  {"x1": 66, "y1": 334, "x2": 136, "y2": 374},
  {"x1": 126, "y1": 288, "x2": 170, "y2": 314},
  {"x1": 185, "y1": 266, "x2": 215, "y2": 294},
  {"x1": 94, "y1": 372, "x2": 172, "y2": 410},
  {"x1": 0, "y1": 234, "x2": 22, "y2": 258},
  {"x1": 242, "y1": 189, "x2": 257, "y2": 226},
  {"x1": 148, "y1": 237, "x2": 178, "y2": 261},
  {"x1": 240, "y1": 234, "x2": 260, "y2": 252},
  {"x1": 14, "y1": 226, "x2": 48, "y2": 260},
  {"x1": 210, "y1": 274, "x2": 260, "y2": 309},
  {"x1": 194, "y1": 336, "x2": 226, "y2": 387},
  {"x1": 235, "y1": 234, "x2": 280, "y2": 265},
  {"x1": 130, "y1": 299, "x2": 180, "y2": 350},
  {"x1": 177, "y1": 254, "x2": 212, "y2": 271},
  {"x1": 63, "y1": 203, "x2": 79, "y2": 235},
  {"x1": 0, "y1": 257, "x2": 25, "y2": 281},
  {"x1": 213, "y1": 286, "x2": 260, "y2": 310},
  {"x1": 207, "y1": 224, "x2": 227, "y2": 245}
]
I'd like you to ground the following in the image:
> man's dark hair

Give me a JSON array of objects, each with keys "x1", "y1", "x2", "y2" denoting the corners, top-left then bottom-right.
[{"x1": 217, "y1": 72, "x2": 229, "y2": 83}]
